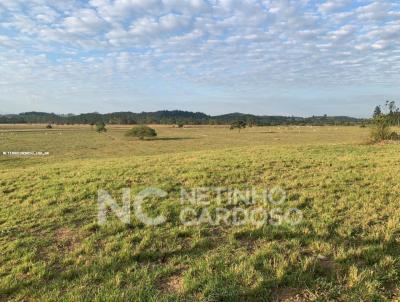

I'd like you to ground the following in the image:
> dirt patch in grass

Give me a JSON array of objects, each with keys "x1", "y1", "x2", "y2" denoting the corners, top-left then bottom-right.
[
  {"x1": 156, "y1": 272, "x2": 184, "y2": 294},
  {"x1": 317, "y1": 255, "x2": 337, "y2": 269},
  {"x1": 271, "y1": 287, "x2": 305, "y2": 302},
  {"x1": 55, "y1": 227, "x2": 79, "y2": 251}
]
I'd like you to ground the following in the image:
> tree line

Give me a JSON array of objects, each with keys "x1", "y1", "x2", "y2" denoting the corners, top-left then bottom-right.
[{"x1": 0, "y1": 110, "x2": 366, "y2": 126}]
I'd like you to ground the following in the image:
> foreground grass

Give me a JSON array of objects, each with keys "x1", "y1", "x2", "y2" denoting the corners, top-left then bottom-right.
[{"x1": 1, "y1": 126, "x2": 400, "y2": 301}]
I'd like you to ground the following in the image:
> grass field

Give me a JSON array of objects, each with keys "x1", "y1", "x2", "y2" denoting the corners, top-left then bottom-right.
[{"x1": 1, "y1": 125, "x2": 400, "y2": 301}]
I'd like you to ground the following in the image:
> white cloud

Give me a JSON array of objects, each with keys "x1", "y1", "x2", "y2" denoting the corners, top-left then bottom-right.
[
  {"x1": 328, "y1": 24, "x2": 356, "y2": 41},
  {"x1": 0, "y1": 35, "x2": 16, "y2": 47},
  {"x1": 356, "y1": 1, "x2": 393, "y2": 21},
  {"x1": 318, "y1": 0, "x2": 351, "y2": 13},
  {"x1": 63, "y1": 9, "x2": 108, "y2": 35},
  {"x1": 371, "y1": 40, "x2": 390, "y2": 50},
  {"x1": 159, "y1": 14, "x2": 191, "y2": 31},
  {"x1": 0, "y1": 0, "x2": 399, "y2": 115}
]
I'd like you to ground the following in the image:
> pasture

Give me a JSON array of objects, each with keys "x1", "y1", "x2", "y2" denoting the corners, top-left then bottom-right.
[{"x1": 1, "y1": 125, "x2": 400, "y2": 301}]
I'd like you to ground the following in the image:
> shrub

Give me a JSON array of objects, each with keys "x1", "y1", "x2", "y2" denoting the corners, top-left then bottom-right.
[
  {"x1": 125, "y1": 125, "x2": 157, "y2": 140},
  {"x1": 46, "y1": 124, "x2": 52, "y2": 129},
  {"x1": 95, "y1": 122, "x2": 107, "y2": 133},
  {"x1": 177, "y1": 123, "x2": 184, "y2": 128},
  {"x1": 370, "y1": 116, "x2": 391, "y2": 142},
  {"x1": 230, "y1": 121, "x2": 247, "y2": 132}
]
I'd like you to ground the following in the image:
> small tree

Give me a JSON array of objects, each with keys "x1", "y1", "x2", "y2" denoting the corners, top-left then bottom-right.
[
  {"x1": 373, "y1": 106, "x2": 381, "y2": 118},
  {"x1": 177, "y1": 123, "x2": 184, "y2": 128},
  {"x1": 96, "y1": 122, "x2": 107, "y2": 133},
  {"x1": 125, "y1": 125, "x2": 157, "y2": 140},
  {"x1": 386, "y1": 101, "x2": 396, "y2": 114},
  {"x1": 230, "y1": 120, "x2": 247, "y2": 132}
]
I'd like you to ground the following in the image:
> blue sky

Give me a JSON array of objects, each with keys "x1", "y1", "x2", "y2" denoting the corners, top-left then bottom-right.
[{"x1": 0, "y1": 0, "x2": 399, "y2": 117}]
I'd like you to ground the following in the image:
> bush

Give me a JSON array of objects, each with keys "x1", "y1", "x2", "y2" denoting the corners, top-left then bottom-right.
[
  {"x1": 125, "y1": 125, "x2": 157, "y2": 140},
  {"x1": 370, "y1": 116, "x2": 391, "y2": 142},
  {"x1": 230, "y1": 121, "x2": 247, "y2": 132},
  {"x1": 95, "y1": 122, "x2": 107, "y2": 133},
  {"x1": 177, "y1": 123, "x2": 184, "y2": 128},
  {"x1": 46, "y1": 124, "x2": 52, "y2": 129}
]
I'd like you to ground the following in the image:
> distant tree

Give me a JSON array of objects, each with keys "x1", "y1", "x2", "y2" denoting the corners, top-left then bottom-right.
[
  {"x1": 177, "y1": 123, "x2": 184, "y2": 128},
  {"x1": 373, "y1": 106, "x2": 382, "y2": 118},
  {"x1": 126, "y1": 117, "x2": 137, "y2": 125},
  {"x1": 108, "y1": 117, "x2": 120, "y2": 124},
  {"x1": 46, "y1": 124, "x2": 52, "y2": 129},
  {"x1": 248, "y1": 118, "x2": 256, "y2": 127},
  {"x1": 96, "y1": 122, "x2": 107, "y2": 133},
  {"x1": 125, "y1": 125, "x2": 157, "y2": 140},
  {"x1": 386, "y1": 100, "x2": 396, "y2": 114},
  {"x1": 230, "y1": 120, "x2": 247, "y2": 132},
  {"x1": 384, "y1": 101, "x2": 400, "y2": 126},
  {"x1": 378, "y1": 101, "x2": 400, "y2": 126}
]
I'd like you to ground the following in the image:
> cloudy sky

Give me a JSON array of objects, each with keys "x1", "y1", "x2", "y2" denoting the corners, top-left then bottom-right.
[{"x1": 0, "y1": 0, "x2": 399, "y2": 117}]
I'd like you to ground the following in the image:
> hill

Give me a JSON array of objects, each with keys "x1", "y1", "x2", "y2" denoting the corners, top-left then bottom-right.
[{"x1": 0, "y1": 110, "x2": 366, "y2": 125}]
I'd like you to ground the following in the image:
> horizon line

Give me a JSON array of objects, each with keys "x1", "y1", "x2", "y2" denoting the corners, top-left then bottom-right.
[{"x1": 1, "y1": 110, "x2": 371, "y2": 119}]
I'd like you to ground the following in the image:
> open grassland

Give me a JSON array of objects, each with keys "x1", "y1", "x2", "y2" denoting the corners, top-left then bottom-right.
[
  {"x1": 1, "y1": 125, "x2": 400, "y2": 301},
  {"x1": 0, "y1": 125, "x2": 370, "y2": 165}
]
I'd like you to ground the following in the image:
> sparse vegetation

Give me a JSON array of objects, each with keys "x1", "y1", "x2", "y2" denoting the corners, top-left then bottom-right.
[
  {"x1": 370, "y1": 102, "x2": 400, "y2": 142},
  {"x1": 95, "y1": 122, "x2": 107, "y2": 133},
  {"x1": 230, "y1": 120, "x2": 247, "y2": 132},
  {"x1": 370, "y1": 115, "x2": 392, "y2": 142},
  {"x1": 125, "y1": 125, "x2": 157, "y2": 139}
]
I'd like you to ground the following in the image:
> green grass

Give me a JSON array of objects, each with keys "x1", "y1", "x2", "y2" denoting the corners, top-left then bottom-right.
[{"x1": 1, "y1": 125, "x2": 400, "y2": 301}]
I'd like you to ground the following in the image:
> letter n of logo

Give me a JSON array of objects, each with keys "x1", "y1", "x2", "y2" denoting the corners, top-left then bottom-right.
[{"x1": 97, "y1": 189, "x2": 131, "y2": 225}]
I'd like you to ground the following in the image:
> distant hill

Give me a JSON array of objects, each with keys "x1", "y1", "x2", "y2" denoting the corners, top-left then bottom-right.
[{"x1": 0, "y1": 110, "x2": 367, "y2": 126}]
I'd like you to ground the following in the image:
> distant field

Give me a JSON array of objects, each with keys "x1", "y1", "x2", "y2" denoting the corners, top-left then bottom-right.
[
  {"x1": 0, "y1": 125, "x2": 370, "y2": 165},
  {"x1": 1, "y1": 125, "x2": 400, "y2": 301}
]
